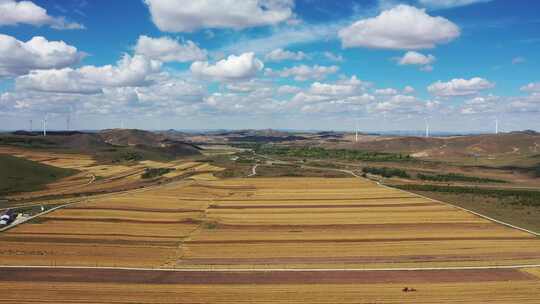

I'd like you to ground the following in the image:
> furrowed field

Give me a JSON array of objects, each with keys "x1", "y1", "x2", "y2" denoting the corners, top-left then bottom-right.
[
  {"x1": 0, "y1": 146, "x2": 222, "y2": 203},
  {"x1": 1, "y1": 171, "x2": 540, "y2": 302}
]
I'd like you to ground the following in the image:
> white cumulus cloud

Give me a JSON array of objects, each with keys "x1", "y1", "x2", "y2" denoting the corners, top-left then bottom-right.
[
  {"x1": 403, "y1": 86, "x2": 416, "y2": 94},
  {"x1": 323, "y1": 51, "x2": 344, "y2": 62},
  {"x1": 512, "y1": 57, "x2": 526, "y2": 65},
  {"x1": 0, "y1": 34, "x2": 85, "y2": 77},
  {"x1": 289, "y1": 76, "x2": 373, "y2": 110},
  {"x1": 16, "y1": 54, "x2": 162, "y2": 94},
  {"x1": 191, "y1": 52, "x2": 264, "y2": 81},
  {"x1": 418, "y1": 0, "x2": 492, "y2": 9},
  {"x1": 277, "y1": 85, "x2": 301, "y2": 95},
  {"x1": 0, "y1": 0, "x2": 83, "y2": 29},
  {"x1": 369, "y1": 94, "x2": 428, "y2": 115},
  {"x1": 310, "y1": 82, "x2": 359, "y2": 96},
  {"x1": 375, "y1": 88, "x2": 399, "y2": 95},
  {"x1": 398, "y1": 51, "x2": 436, "y2": 65},
  {"x1": 521, "y1": 82, "x2": 540, "y2": 93},
  {"x1": 144, "y1": 0, "x2": 294, "y2": 32},
  {"x1": 268, "y1": 64, "x2": 339, "y2": 81},
  {"x1": 338, "y1": 5, "x2": 460, "y2": 50},
  {"x1": 508, "y1": 93, "x2": 540, "y2": 113},
  {"x1": 428, "y1": 77, "x2": 495, "y2": 97},
  {"x1": 265, "y1": 48, "x2": 307, "y2": 62},
  {"x1": 134, "y1": 35, "x2": 207, "y2": 62},
  {"x1": 460, "y1": 95, "x2": 499, "y2": 114}
]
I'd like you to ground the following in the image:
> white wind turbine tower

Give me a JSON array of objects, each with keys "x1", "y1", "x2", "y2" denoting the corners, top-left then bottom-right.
[
  {"x1": 355, "y1": 119, "x2": 359, "y2": 142},
  {"x1": 66, "y1": 105, "x2": 74, "y2": 131},
  {"x1": 424, "y1": 117, "x2": 430, "y2": 138},
  {"x1": 495, "y1": 117, "x2": 499, "y2": 135},
  {"x1": 42, "y1": 114, "x2": 49, "y2": 136},
  {"x1": 29, "y1": 119, "x2": 33, "y2": 132}
]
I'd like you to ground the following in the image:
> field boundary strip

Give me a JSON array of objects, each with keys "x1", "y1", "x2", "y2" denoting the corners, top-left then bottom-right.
[
  {"x1": 1, "y1": 264, "x2": 540, "y2": 272},
  {"x1": 378, "y1": 182, "x2": 540, "y2": 237}
]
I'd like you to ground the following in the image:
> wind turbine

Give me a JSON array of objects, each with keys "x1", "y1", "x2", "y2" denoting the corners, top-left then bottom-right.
[
  {"x1": 66, "y1": 105, "x2": 74, "y2": 131},
  {"x1": 29, "y1": 119, "x2": 33, "y2": 132},
  {"x1": 424, "y1": 118, "x2": 430, "y2": 138},
  {"x1": 42, "y1": 114, "x2": 48, "y2": 136},
  {"x1": 495, "y1": 117, "x2": 499, "y2": 135},
  {"x1": 355, "y1": 119, "x2": 359, "y2": 142}
]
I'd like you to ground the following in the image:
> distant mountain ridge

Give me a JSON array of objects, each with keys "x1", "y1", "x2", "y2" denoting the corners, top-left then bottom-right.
[
  {"x1": 337, "y1": 132, "x2": 540, "y2": 158},
  {"x1": 1, "y1": 129, "x2": 202, "y2": 160}
]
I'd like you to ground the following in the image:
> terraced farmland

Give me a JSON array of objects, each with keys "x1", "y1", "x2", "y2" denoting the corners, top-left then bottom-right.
[
  {"x1": 181, "y1": 178, "x2": 540, "y2": 269},
  {"x1": 0, "y1": 146, "x2": 222, "y2": 201},
  {"x1": 1, "y1": 177, "x2": 540, "y2": 303}
]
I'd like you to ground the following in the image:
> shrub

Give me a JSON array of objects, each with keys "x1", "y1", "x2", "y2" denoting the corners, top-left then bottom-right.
[
  {"x1": 237, "y1": 144, "x2": 411, "y2": 162},
  {"x1": 394, "y1": 184, "x2": 540, "y2": 207},
  {"x1": 203, "y1": 222, "x2": 218, "y2": 229},
  {"x1": 362, "y1": 167, "x2": 409, "y2": 178},
  {"x1": 534, "y1": 164, "x2": 540, "y2": 178},
  {"x1": 417, "y1": 173, "x2": 506, "y2": 183},
  {"x1": 141, "y1": 168, "x2": 174, "y2": 179}
]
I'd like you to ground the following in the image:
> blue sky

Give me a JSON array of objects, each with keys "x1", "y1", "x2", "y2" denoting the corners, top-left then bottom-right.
[{"x1": 0, "y1": 0, "x2": 539, "y2": 132}]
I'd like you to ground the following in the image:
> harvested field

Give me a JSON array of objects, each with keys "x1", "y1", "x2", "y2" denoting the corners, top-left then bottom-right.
[
  {"x1": 0, "y1": 267, "x2": 540, "y2": 303},
  {"x1": 0, "y1": 267, "x2": 534, "y2": 284},
  {"x1": 1, "y1": 176, "x2": 540, "y2": 302},
  {"x1": 0, "y1": 180, "x2": 215, "y2": 267},
  {"x1": 2, "y1": 177, "x2": 540, "y2": 269},
  {"x1": 0, "y1": 147, "x2": 222, "y2": 201}
]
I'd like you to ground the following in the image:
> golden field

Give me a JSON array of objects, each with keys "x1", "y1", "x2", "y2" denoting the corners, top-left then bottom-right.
[
  {"x1": 1, "y1": 174, "x2": 540, "y2": 302},
  {"x1": 0, "y1": 268, "x2": 539, "y2": 303},
  {"x1": 2, "y1": 177, "x2": 540, "y2": 269},
  {"x1": 0, "y1": 146, "x2": 222, "y2": 201}
]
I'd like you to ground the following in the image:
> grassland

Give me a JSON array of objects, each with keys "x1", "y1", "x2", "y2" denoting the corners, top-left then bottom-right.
[
  {"x1": 417, "y1": 172, "x2": 507, "y2": 183},
  {"x1": 0, "y1": 154, "x2": 77, "y2": 197},
  {"x1": 396, "y1": 184, "x2": 540, "y2": 232},
  {"x1": 236, "y1": 143, "x2": 412, "y2": 162},
  {"x1": 394, "y1": 184, "x2": 540, "y2": 207}
]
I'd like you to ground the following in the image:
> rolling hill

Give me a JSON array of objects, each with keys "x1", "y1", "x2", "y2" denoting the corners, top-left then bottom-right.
[
  {"x1": 333, "y1": 132, "x2": 540, "y2": 159},
  {"x1": 0, "y1": 129, "x2": 202, "y2": 162}
]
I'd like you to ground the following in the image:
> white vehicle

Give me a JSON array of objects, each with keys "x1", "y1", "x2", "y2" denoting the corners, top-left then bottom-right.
[{"x1": 0, "y1": 209, "x2": 17, "y2": 226}]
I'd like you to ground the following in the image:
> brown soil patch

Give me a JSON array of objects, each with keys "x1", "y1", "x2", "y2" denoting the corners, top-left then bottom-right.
[
  {"x1": 66, "y1": 206, "x2": 201, "y2": 213},
  {"x1": 185, "y1": 236, "x2": 534, "y2": 245},
  {"x1": 177, "y1": 253, "x2": 540, "y2": 266},
  {"x1": 209, "y1": 203, "x2": 438, "y2": 209},
  {"x1": 0, "y1": 268, "x2": 533, "y2": 285}
]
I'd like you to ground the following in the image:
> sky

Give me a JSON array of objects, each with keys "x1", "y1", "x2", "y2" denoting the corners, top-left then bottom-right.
[{"x1": 0, "y1": 0, "x2": 539, "y2": 132}]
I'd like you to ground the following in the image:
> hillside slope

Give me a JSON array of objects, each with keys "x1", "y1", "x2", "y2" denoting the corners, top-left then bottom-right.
[
  {"x1": 0, "y1": 155, "x2": 77, "y2": 196},
  {"x1": 334, "y1": 132, "x2": 540, "y2": 159}
]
